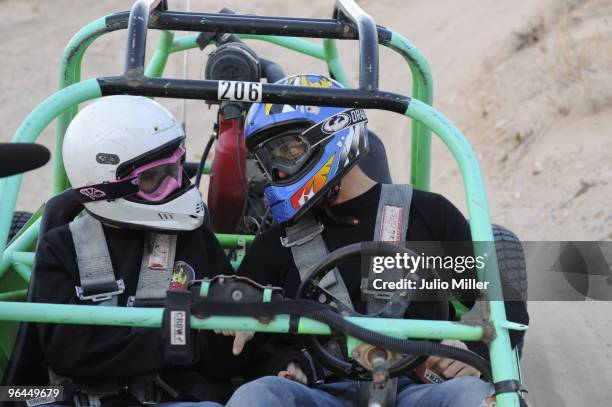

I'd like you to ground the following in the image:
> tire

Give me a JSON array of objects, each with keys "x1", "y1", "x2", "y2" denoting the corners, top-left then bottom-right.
[
  {"x1": 493, "y1": 224, "x2": 528, "y2": 300},
  {"x1": 493, "y1": 224, "x2": 527, "y2": 358},
  {"x1": 8, "y1": 211, "x2": 33, "y2": 242}
]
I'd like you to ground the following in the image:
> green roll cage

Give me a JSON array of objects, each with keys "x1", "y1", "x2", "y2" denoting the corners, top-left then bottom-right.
[{"x1": 0, "y1": 5, "x2": 527, "y2": 406}]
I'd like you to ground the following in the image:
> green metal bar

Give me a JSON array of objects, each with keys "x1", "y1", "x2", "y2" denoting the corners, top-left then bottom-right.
[
  {"x1": 55, "y1": 17, "x2": 112, "y2": 194},
  {"x1": 170, "y1": 36, "x2": 199, "y2": 53},
  {"x1": 11, "y1": 262, "x2": 31, "y2": 283},
  {"x1": 203, "y1": 160, "x2": 212, "y2": 175},
  {"x1": 0, "y1": 302, "x2": 483, "y2": 341},
  {"x1": 405, "y1": 99, "x2": 520, "y2": 406},
  {"x1": 215, "y1": 233, "x2": 255, "y2": 247},
  {"x1": 297, "y1": 316, "x2": 483, "y2": 340},
  {"x1": 53, "y1": 25, "x2": 434, "y2": 191},
  {"x1": 7, "y1": 204, "x2": 43, "y2": 244},
  {"x1": 11, "y1": 252, "x2": 35, "y2": 267},
  {"x1": 144, "y1": 31, "x2": 175, "y2": 77},
  {"x1": 53, "y1": 21, "x2": 436, "y2": 194},
  {"x1": 0, "y1": 290, "x2": 27, "y2": 302},
  {"x1": 164, "y1": 33, "x2": 433, "y2": 191},
  {"x1": 387, "y1": 31, "x2": 434, "y2": 190},
  {"x1": 0, "y1": 219, "x2": 40, "y2": 277},
  {"x1": 0, "y1": 81, "x2": 102, "y2": 250},
  {"x1": 322, "y1": 39, "x2": 352, "y2": 87}
]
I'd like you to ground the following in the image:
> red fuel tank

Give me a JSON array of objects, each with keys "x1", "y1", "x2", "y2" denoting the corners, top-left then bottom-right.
[{"x1": 207, "y1": 114, "x2": 246, "y2": 233}]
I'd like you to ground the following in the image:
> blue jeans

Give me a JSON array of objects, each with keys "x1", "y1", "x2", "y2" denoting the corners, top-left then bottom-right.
[
  {"x1": 44, "y1": 402, "x2": 223, "y2": 406},
  {"x1": 226, "y1": 376, "x2": 494, "y2": 407}
]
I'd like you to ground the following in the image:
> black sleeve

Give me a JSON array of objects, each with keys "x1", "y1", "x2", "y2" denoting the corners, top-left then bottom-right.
[
  {"x1": 229, "y1": 231, "x2": 315, "y2": 382},
  {"x1": 434, "y1": 194, "x2": 529, "y2": 355},
  {"x1": 198, "y1": 224, "x2": 235, "y2": 278},
  {"x1": 235, "y1": 228, "x2": 285, "y2": 286},
  {"x1": 33, "y1": 231, "x2": 167, "y2": 378}
]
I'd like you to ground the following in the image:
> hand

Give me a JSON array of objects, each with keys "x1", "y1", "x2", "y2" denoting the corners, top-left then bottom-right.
[
  {"x1": 424, "y1": 339, "x2": 481, "y2": 379},
  {"x1": 278, "y1": 361, "x2": 308, "y2": 385},
  {"x1": 214, "y1": 330, "x2": 254, "y2": 355}
]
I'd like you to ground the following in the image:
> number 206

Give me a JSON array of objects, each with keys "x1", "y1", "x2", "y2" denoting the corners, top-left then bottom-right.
[{"x1": 218, "y1": 81, "x2": 261, "y2": 102}]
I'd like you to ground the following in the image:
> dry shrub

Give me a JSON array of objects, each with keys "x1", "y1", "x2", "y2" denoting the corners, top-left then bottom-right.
[{"x1": 474, "y1": 0, "x2": 612, "y2": 161}]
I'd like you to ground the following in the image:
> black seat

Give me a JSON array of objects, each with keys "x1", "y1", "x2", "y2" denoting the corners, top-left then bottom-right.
[
  {"x1": 1, "y1": 189, "x2": 83, "y2": 390},
  {"x1": 358, "y1": 130, "x2": 392, "y2": 184}
]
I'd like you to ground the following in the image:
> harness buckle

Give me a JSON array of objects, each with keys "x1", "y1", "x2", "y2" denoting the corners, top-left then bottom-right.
[
  {"x1": 75, "y1": 279, "x2": 126, "y2": 302},
  {"x1": 126, "y1": 296, "x2": 136, "y2": 307},
  {"x1": 280, "y1": 223, "x2": 324, "y2": 248},
  {"x1": 360, "y1": 278, "x2": 394, "y2": 300}
]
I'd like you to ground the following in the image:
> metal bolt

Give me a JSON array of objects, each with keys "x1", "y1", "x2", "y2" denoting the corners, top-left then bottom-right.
[
  {"x1": 351, "y1": 350, "x2": 360, "y2": 359},
  {"x1": 318, "y1": 293, "x2": 327, "y2": 303},
  {"x1": 231, "y1": 290, "x2": 243, "y2": 302},
  {"x1": 373, "y1": 370, "x2": 386, "y2": 384}
]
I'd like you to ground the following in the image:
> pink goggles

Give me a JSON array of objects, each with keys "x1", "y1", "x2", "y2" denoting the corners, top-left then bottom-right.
[{"x1": 124, "y1": 147, "x2": 185, "y2": 202}]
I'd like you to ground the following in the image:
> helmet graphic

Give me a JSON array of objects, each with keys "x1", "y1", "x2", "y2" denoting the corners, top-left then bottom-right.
[
  {"x1": 63, "y1": 95, "x2": 205, "y2": 231},
  {"x1": 244, "y1": 74, "x2": 369, "y2": 224}
]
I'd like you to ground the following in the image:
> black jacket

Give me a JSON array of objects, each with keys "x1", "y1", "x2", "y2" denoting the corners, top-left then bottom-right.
[
  {"x1": 33, "y1": 221, "x2": 237, "y2": 404},
  {"x1": 236, "y1": 184, "x2": 529, "y2": 381}
]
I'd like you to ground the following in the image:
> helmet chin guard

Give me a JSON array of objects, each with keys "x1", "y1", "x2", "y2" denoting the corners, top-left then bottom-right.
[
  {"x1": 63, "y1": 95, "x2": 204, "y2": 231},
  {"x1": 244, "y1": 74, "x2": 370, "y2": 224},
  {"x1": 86, "y1": 185, "x2": 205, "y2": 232}
]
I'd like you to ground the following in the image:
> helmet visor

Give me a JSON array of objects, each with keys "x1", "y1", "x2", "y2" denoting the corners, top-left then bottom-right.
[
  {"x1": 254, "y1": 131, "x2": 312, "y2": 179},
  {"x1": 127, "y1": 147, "x2": 185, "y2": 202}
]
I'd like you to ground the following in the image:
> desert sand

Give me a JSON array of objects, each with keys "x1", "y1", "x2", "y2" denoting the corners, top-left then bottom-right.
[{"x1": 1, "y1": 0, "x2": 611, "y2": 405}]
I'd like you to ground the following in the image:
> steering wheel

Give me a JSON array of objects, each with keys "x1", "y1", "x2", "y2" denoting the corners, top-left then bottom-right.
[{"x1": 296, "y1": 242, "x2": 450, "y2": 381}]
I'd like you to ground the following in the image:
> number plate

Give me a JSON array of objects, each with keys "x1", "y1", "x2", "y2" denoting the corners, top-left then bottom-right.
[{"x1": 218, "y1": 80, "x2": 262, "y2": 102}]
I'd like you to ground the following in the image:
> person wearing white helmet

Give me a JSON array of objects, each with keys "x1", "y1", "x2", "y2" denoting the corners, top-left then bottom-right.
[
  {"x1": 62, "y1": 95, "x2": 205, "y2": 231},
  {"x1": 33, "y1": 96, "x2": 231, "y2": 406}
]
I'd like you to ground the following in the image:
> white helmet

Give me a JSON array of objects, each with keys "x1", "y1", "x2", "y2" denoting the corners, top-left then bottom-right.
[{"x1": 63, "y1": 95, "x2": 204, "y2": 231}]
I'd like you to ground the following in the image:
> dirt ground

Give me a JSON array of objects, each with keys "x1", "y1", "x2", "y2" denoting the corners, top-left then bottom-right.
[{"x1": 1, "y1": 0, "x2": 611, "y2": 405}]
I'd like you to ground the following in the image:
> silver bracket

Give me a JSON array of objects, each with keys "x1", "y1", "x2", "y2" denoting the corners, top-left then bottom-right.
[
  {"x1": 280, "y1": 223, "x2": 325, "y2": 248},
  {"x1": 75, "y1": 279, "x2": 126, "y2": 302}
]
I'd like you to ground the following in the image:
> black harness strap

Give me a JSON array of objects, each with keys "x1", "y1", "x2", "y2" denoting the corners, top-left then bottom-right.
[
  {"x1": 191, "y1": 298, "x2": 331, "y2": 318},
  {"x1": 493, "y1": 379, "x2": 527, "y2": 395},
  {"x1": 73, "y1": 177, "x2": 139, "y2": 203},
  {"x1": 163, "y1": 291, "x2": 197, "y2": 366}
]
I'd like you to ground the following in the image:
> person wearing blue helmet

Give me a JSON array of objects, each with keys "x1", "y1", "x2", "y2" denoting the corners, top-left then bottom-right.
[
  {"x1": 243, "y1": 74, "x2": 369, "y2": 224},
  {"x1": 222, "y1": 74, "x2": 528, "y2": 407}
]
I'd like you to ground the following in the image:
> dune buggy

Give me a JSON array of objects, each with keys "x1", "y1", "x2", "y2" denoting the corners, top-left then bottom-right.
[{"x1": 0, "y1": 1, "x2": 528, "y2": 406}]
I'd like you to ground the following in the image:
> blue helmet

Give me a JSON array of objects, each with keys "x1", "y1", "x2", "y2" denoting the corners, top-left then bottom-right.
[{"x1": 244, "y1": 74, "x2": 369, "y2": 224}]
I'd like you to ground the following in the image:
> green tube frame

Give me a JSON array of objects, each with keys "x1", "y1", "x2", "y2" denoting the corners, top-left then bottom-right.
[
  {"x1": 1, "y1": 78, "x2": 523, "y2": 405},
  {"x1": 0, "y1": 15, "x2": 434, "y2": 249},
  {"x1": 0, "y1": 14, "x2": 524, "y2": 406},
  {"x1": 0, "y1": 301, "x2": 484, "y2": 340},
  {"x1": 54, "y1": 17, "x2": 433, "y2": 193}
]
